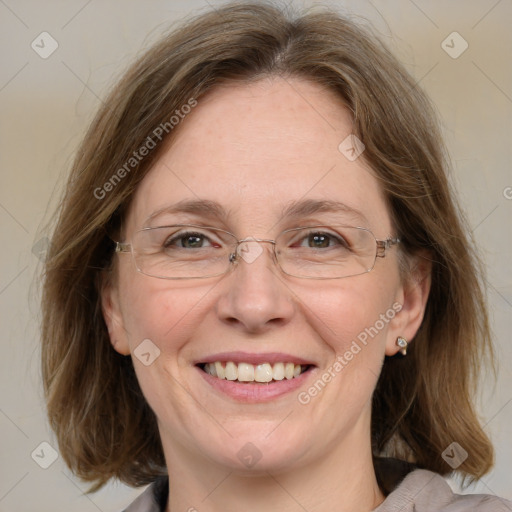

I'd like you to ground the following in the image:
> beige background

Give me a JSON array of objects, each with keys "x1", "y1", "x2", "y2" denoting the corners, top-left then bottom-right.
[{"x1": 0, "y1": 0, "x2": 511, "y2": 510}]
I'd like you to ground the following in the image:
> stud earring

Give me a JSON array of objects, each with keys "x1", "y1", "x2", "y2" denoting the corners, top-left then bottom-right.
[{"x1": 396, "y1": 336, "x2": 408, "y2": 356}]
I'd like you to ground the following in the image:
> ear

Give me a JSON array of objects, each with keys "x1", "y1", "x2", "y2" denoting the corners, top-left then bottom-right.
[
  {"x1": 385, "y1": 252, "x2": 432, "y2": 356},
  {"x1": 100, "y1": 272, "x2": 131, "y2": 356}
]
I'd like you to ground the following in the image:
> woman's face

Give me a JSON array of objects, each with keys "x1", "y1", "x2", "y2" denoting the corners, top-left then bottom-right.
[{"x1": 104, "y1": 77, "x2": 421, "y2": 474}]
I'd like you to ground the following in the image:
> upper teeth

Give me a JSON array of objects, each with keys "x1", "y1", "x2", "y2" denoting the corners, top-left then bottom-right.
[{"x1": 203, "y1": 362, "x2": 304, "y2": 382}]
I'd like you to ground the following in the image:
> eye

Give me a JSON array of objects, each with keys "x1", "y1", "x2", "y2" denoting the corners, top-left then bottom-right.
[
  {"x1": 306, "y1": 233, "x2": 332, "y2": 248},
  {"x1": 164, "y1": 231, "x2": 217, "y2": 249},
  {"x1": 297, "y1": 231, "x2": 348, "y2": 249}
]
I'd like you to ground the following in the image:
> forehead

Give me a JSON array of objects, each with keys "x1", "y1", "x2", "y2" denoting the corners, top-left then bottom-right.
[{"x1": 126, "y1": 77, "x2": 391, "y2": 235}]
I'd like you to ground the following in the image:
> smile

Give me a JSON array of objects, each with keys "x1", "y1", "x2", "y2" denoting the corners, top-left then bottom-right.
[
  {"x1": 199, "y1": 361, "x2": 310, "y2": 383},
  {"x1": 194, "y1": 351, "x2": 317, "y2": 402}
]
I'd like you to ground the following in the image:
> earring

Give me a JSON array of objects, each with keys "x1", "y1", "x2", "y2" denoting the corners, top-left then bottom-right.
[{"x1": 396, "y1": 336, "x2": 408, "y2": 356}]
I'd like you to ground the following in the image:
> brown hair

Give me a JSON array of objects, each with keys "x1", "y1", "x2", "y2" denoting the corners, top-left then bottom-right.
[{"x1": 41, "y1": 1, "x2": 494, "y2": 490}]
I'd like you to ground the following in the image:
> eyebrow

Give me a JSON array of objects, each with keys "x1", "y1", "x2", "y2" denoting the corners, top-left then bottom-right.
[
  {"x1": 144, "y1": 198, "x2": 368, "y2": 226},
  {"x1": 280, "y1": 199, "x2": 368, "y2": 224},
  {"x1": 144, "y1": 199, "x2": 230, "y2": 225}
]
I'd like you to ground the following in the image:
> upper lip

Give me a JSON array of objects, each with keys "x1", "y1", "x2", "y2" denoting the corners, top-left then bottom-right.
[{"x1": 194, "y1": 351, "x2": 317, "y2": 366}]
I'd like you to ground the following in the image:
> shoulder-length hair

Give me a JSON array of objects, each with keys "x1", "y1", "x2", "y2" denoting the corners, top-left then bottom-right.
[{"x1": 41, "y1": 1, "x2": 494, "y2": 490}]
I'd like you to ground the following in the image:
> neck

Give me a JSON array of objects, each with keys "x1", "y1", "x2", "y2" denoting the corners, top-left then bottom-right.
[{"x1": 162, "y1": 426, "x2": 385, "y2": 512}]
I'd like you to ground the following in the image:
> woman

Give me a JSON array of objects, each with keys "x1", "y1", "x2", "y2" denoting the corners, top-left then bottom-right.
[{"x1": 41, "y1": 2, "x2": 511, "y2": 511}]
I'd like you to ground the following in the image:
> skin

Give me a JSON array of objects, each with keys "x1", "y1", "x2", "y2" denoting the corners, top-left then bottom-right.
[{"x1": 102, "y1": 77, "x2": 431, "y2": 512}]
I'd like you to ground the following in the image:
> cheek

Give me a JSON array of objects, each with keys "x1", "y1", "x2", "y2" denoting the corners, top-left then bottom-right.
[
  {"x1": 116, "y1": 273, "x2": 216, "y2": 430},
  {"x1": 297, "y1": 273, "x2": 399, "y2": 403},
  {"x1": 118, "y1": 269, "x2": 210, "y2": 355},
  {"x1": 292, "y1": 280, "x2": 396, "y2": 434},
  {"x1": 297, "y1": 274, "x2": 397, "y2": 352}
]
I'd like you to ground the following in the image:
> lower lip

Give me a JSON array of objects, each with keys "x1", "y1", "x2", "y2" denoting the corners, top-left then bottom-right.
[{"x1": 196, "y1": 366, "x2": 316, "y2": 403}]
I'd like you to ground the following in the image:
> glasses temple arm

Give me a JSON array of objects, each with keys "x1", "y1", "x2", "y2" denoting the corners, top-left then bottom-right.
[
  {"x1": 376, "y1": 237, "x2": 400, "y2": 258},
  {"x1": 115, "y1": 242, "x2": 131, "y2": 253}
]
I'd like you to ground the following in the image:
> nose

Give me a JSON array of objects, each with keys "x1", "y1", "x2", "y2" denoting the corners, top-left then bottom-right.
[{"x1": 215, "y1": 242, "x2": 295, "y2": 333}]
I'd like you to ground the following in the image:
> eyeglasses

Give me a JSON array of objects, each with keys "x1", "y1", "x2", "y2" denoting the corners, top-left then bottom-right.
[{"x1": 114, "y1": 224, "x2": 400, "y2": 280}]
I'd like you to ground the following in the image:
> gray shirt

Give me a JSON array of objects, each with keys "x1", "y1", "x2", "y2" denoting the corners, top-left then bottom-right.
[{"x1": 123, "y1": 469, "x2": 512, "y2": 511}]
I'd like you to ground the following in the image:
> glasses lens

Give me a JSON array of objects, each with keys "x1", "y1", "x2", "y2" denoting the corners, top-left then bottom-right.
[
  {"x1": 276, "y1": 226, "x2": 377, "y2": 279},
  {"x1": 126, "y1": 224, "x2": 379, "y2": 280},
  {"x1": 131, "y1": 225, "x2": 235, "y2": 279}
]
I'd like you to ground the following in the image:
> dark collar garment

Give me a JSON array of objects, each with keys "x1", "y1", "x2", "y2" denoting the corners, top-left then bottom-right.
[
  {"x1": 123, "y1": 469, "x2": 512, "y2": 512},
  {"x1": 123, "y1": 476, "x2": 168, "y2": 512}
]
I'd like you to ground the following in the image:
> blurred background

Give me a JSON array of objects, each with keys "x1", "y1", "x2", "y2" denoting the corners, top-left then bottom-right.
[{"x1": 0, "y1": 0, "x2": 511, "y2": 510}]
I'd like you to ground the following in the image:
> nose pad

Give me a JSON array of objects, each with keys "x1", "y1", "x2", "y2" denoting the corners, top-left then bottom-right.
[{"x1": 236, "y1": 237, "x2": 265, "y2": 265}]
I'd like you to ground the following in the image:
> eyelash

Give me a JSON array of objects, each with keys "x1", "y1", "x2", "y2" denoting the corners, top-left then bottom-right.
[
  {"x1": 164, "y1": 231, "x2": 218, "y2": 248},
  {"x1": 296, "y1": 230, "x2": 348, "y2": 247},
  {"x1": 162, "y1": 229, "x2": 350, "y2": 250}
]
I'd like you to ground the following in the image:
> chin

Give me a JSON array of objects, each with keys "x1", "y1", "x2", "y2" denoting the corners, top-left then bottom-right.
[{"x1": 191, "y1": 421, "x2": 312, "y2": 474}]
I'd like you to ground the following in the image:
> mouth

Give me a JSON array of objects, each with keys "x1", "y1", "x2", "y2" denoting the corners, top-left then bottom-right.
[
  {"x1": 197, "y1": 361, "x2": 313, "y2": 384},
  {"x1": 194, "y1": 352, "x2": 317, "y2": 402},
  {"x1": 193, "y1": 351, "x2": 317, "y2": 402}
]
